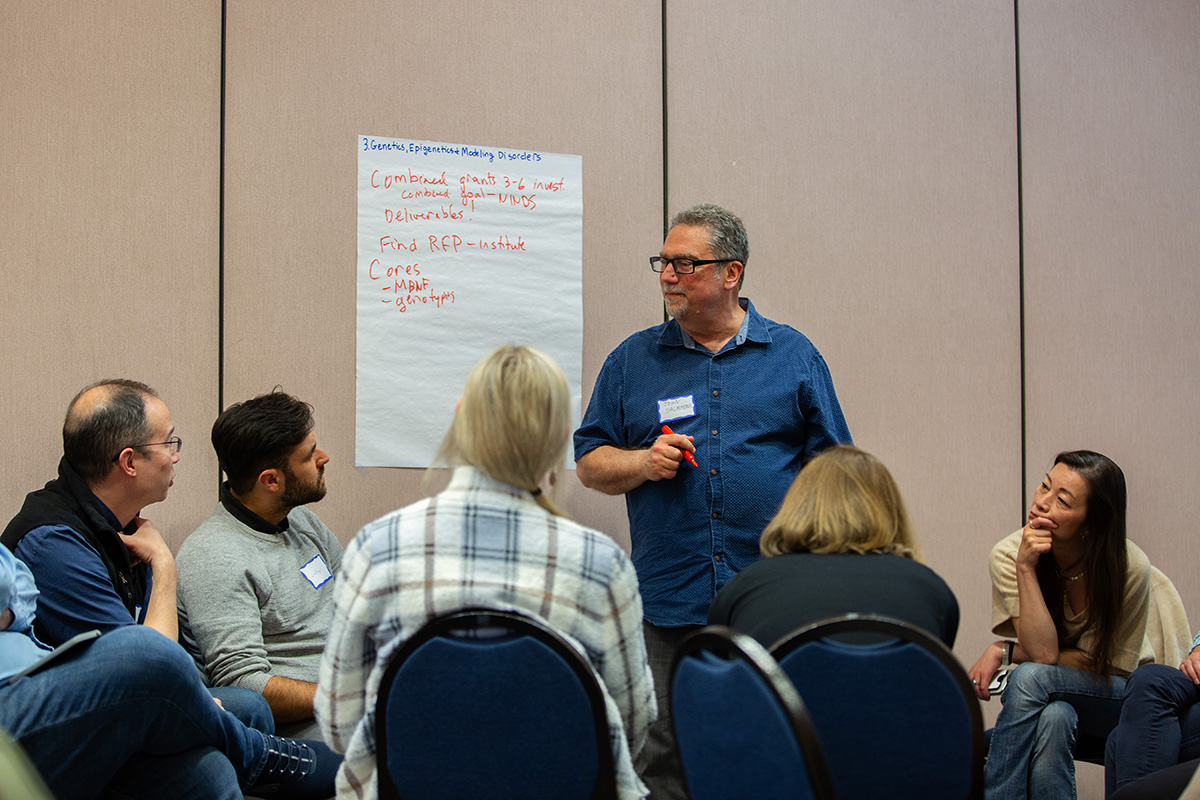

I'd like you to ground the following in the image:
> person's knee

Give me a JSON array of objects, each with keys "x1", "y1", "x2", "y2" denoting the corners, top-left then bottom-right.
[
  {"x1": 1034, "y1": 700, "x2": 1079, "y2": 754},
  {"x1": 101, "y1": 627, "x2": 196, "y2": 691},
  {"x1": 1041, "y1": 699, "x2": 1078, "y2": 727},
  {"x1": 1004, "y1": 662, "x2": 1058, "y2": 709},
  {"x1": 1126, "y1": 664, "x2": 1188, "y2": 704}
]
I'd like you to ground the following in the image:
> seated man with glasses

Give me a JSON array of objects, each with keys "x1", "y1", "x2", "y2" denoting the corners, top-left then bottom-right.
[
  {"x1": 0, "y1": 379, "x2": 273, "y2": 731},
  {"x1": 2, "y1": 379, "x2": 186, "y2": 646}
]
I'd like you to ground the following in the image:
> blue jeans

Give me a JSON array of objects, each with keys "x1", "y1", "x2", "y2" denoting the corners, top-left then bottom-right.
[
  {"x1": 209, "y1": 685, "x2": 275, "y2": 735},
  {"x1": 985, "y1": 662, "x2": 1127, "y2": 800},
  {"x1": 0, "y1": 626, "x2": 271, "y2": 800},
  {"x1": 1104, "y1": 663, "x2": 1200, "y2": 796}
]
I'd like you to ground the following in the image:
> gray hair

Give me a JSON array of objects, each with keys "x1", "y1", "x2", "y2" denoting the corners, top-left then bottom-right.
[{"x1": 669, "y1": 203, "x2": 750, "y2": 288}]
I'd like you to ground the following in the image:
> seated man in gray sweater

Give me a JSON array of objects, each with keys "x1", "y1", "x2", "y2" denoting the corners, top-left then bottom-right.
[{"x1": 177, "y1": 390, "x2": 343, "y2": 739}]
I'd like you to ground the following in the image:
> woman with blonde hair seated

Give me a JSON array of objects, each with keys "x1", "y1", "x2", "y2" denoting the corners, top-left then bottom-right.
[
  {"x1": 708, "y1": 444, "x2": 958, "y2": 648},
  {"x1": 317, "y1": 344, "x2": 656, "y2": 800}
]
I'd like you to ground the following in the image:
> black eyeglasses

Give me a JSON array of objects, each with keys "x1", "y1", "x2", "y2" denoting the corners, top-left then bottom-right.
[
  {"x1": 649, "y1": 256, "x2": 732, "y2": 274},
  {"x1": 111, "y1": 436, "x2": 183, "y2": 462}
]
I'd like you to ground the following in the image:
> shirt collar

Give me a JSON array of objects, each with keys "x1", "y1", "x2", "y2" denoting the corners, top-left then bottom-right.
[
  {"x1": 658, "y1": 298, "x2": 772, "y2": 351},
  {"x1": 219, "y1": 481, "x2": 289, "y2": 534},
  {"x1": 92, "y1": 495, "x2": 132, "y2": 534},
  {"x1": 446, "y1": 465, "x2": 539, "y2": 503}
]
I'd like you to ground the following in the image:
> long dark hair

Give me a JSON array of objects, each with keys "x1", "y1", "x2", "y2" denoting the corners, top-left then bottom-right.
[{"x1": 1035, "y1": 450, "x2": 1128, "y2": 679}]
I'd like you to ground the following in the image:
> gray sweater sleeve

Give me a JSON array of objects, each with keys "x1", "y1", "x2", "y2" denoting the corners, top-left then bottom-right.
[{"x1": 176, "y1": 505, "x2": 343, "y2": 694}]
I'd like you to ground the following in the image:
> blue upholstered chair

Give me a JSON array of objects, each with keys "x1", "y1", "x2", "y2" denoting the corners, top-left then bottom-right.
[
  {"x1": 771, "y1": 614, "x2": 984, "y2": 800},
  {"x1": 670, "y1": 625, "x2": 837, "y2": 800},
  {"x1": 374, "y1": 608, "x2": 616, "y2": 800}
]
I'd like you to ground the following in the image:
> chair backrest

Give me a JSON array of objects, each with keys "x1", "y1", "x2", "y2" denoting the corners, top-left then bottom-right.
[
  {"x1": 670, "y1": 626, "x2": 837, "y2": 800},
  {"x1": 771, "y1": 614, "x2": 984, "y2": 800},
  {"x1": 374, "y1": 608, "x2": 616, "y2": 800}
]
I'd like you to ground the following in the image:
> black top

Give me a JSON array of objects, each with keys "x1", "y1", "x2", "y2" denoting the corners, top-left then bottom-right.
[
  {"x1": 219, "y1": 481, "x2": 289, "y2": 535},
  {"x1": 707, "y1": 552, "x2": 959, "y2": 649},
  {"x1": 1, "y1": 458, "x2": 147, "y2": 640}
]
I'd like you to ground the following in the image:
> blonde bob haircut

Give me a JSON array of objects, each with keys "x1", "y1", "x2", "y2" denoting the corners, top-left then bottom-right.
[
  {"x1": 759, "y1": 445, "x2": 920, "y2": 560},
  {"x1": 433, "y1": 344, "x2": 571, "y2": 517}
]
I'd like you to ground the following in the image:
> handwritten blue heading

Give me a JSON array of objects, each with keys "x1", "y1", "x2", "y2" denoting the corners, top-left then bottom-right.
[{"x1": 361, "y1": 137, "x2": 542, "y2": 164}]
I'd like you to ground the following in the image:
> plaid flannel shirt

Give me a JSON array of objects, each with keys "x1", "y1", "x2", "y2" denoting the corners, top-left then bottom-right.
[{"x1": 316, "y1": 466, "x2": 655, "y2": 799}]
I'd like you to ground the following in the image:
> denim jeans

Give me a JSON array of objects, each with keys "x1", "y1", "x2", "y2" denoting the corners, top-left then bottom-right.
[
  {"x1": 1104, "y1": 663, "x2": 1200, "y2": 796},
  {"x1": 0, "y1": 626, "x2": 270, "y2": 800},
  {"x1": 209, "y1": 685, "x2": 275, "y2": 735},
  {"x1": 984, "y1": 661, "x2": 1127, "y2": 800}
]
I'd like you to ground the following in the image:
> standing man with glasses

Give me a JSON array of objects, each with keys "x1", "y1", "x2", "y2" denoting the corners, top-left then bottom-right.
[{"x1": 574, "y1": 203, "x2": 852, "y2": 799}]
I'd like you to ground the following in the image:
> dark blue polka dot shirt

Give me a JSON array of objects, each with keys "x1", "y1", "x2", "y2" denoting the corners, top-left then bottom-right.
[{"x1": 574, "y1": 299, "x2": 851, "y2": 626}]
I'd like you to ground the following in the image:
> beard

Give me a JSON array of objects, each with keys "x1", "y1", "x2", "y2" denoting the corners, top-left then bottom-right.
[
  {"x1": 662, "y1": 266, "x2": 724, "y2": 319},
  {"x1": 662, "y1": 290, "x2": 688, "y2": 319},
  {"x1": 280, "y1": 463, "x2": 327, "y2": 507}
]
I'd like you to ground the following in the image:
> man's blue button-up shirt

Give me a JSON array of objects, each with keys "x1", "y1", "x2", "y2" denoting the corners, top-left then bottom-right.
[{"x1": 574, "y1": 299, "x2": 851, "y2": 626}]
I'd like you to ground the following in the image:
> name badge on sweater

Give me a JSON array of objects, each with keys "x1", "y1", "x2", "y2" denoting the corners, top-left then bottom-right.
[
  {"x1": 300, "y1": 555, "x2": 333, "y2": 589},
  {"x1": 657, "y1": 394, "x2": 695, "y2": 423}
]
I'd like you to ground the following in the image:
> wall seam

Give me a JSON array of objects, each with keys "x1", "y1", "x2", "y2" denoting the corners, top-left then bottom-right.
[
  {"x1": 1014, "y1": 0, "x2": 1028, "y2": 514},
  {"x1": 660, "y1": 0, "x2": 669, "y2": 323},
  {"x1": 661, "y1": 0, "x2": 669, "y2": 236},
  {"x1": 218, "y1": 0, "x2": 227, "y2": 488}
]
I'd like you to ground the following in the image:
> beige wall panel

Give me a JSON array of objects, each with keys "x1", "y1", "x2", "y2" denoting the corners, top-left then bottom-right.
[
  {"x1": 1021, "y1": 6, "x2": 1200, "y2": 792},
  {"x1": 222, "y1": 1, "x2": 662, "y2": 546},
  {"x1": 1022, "y1": 2, "x2": 1200, "y2": 616},
  {"x1": 666, "y1": 0, "x2": 1022, "y2": 679},
  {"x1": 0, "y1": 2, "x2": 222, "y2": 550}
]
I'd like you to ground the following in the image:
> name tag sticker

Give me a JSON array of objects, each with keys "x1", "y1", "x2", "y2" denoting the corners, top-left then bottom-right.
[
  {"x1": 657, "y1": 395, "x2": 696, "y2": 423},
  {"x1": 300, "y1": 555, "x2": 333, "y2": 589}
]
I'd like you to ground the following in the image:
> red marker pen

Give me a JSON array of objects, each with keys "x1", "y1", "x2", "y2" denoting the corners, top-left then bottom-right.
[{"x1": 661, "y1": 425, "x2": 699, "y2": 468}]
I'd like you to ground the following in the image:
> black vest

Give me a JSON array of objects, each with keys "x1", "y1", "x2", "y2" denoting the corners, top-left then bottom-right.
[{"x1": 1, "y1": 458, "x2": 147, "y2": 638}]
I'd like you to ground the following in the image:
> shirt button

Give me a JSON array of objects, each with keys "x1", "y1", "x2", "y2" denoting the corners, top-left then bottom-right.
[
  {"x1": 710, "y1": 469, "x2": 717, "y2": 475},
  {"x1": 712, "y1": 512, "x2": 719, "y2": 519},
  {"x1": 712, "y1": 430, "x2": 718, "y2": 436},
  {"x1": 714, "y1": 554, "x2": 722, "y2": 562},
  {"x1": 713, "y1": 391, "x2": 719, "y2": 397}
]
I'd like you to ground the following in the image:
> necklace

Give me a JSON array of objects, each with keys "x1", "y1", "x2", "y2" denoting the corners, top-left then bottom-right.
[{"x1": 1055, "y1": 554, "x2": 1085, "y2": 582}]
